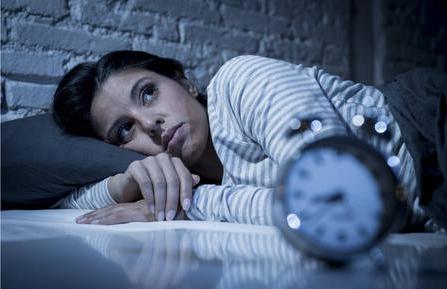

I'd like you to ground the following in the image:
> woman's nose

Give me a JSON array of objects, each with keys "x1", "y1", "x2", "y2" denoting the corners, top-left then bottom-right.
[{"x1": 142, "y1": 118, "x2": 164, "y2": 137}]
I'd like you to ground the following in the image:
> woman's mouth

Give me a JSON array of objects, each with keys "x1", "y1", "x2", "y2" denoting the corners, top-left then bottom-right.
[{"x1": 166, "y1": 123, "x2": 185, "y2": 155}]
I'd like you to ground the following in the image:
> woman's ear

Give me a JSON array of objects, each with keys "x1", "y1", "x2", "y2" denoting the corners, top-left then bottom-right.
[
  {"x1": 176, "y1": 72, "x2": 199, "y2": 98},
  {"x1": 188, "y1": 83, "x2": 199, "y2": 98}
]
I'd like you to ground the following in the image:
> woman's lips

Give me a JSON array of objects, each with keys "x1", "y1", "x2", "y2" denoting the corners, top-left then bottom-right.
[{"x1": 166, "y1": 124, "x2": 185, "y2": 155}]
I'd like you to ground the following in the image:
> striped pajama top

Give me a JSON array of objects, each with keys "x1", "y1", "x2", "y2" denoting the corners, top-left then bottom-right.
[
  {"x1": 58, "y1": 55, "x2": 418, "y2": 226},
  {"x1": 187, "y1": 55, "x2": 416, "y2": 225}
]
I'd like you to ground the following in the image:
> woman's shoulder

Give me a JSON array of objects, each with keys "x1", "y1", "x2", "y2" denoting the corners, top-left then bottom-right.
[
  {"x1": 216, "y1": 54, "x2": 296, "y2": 75},
  {"x1": 208, "y1": 55, "x2": 302, "y2": 89},
  {"x1": 207, "y1": 55, "x2": 317, "y2": 94},
  {"x1": 220, "y1": 54, "x2": 268, "y2": 68}
]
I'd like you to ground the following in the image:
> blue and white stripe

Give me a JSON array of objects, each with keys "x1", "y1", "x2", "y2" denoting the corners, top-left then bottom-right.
[
  {"x1": 187, "y1": 55, "x2": 417, "y2": 225},
  {"x1": 55, "y1": 177, "x2": 116, "y2": 209}
]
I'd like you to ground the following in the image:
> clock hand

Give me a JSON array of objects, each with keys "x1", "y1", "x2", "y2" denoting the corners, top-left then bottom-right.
[
  {"x1": 299, "y1": 192, "x2": 349, "y2": 222},
  {"x1": 310, "y1": 191, "x2": 344, "y2": 204},
  {"x1": 299, "y1": 201, "x2": 334, "y2": 221}
]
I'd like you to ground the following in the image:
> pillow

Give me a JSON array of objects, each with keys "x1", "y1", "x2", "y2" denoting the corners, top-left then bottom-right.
[{"x1": 1, "y1": 114, "x2": 145, "y2": 209}]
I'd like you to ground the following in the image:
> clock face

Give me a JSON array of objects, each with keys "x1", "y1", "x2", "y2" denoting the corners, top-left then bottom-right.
[{"x1": 283, "y1": 147, "x2": 384, "y2": 253}]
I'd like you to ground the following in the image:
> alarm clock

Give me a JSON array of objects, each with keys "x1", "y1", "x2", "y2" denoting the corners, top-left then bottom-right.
[{"x1": 272, "y1": 135, "x2": 407, "y2": 263}]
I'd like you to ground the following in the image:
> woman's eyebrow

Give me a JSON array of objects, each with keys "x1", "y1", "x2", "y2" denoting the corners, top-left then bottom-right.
[
  {"x1": 129, "y1": 76, "x2": 154, "y2": 102},
  {"x1": 104, "y1": 76, "x2": 155, "y2": 141}
]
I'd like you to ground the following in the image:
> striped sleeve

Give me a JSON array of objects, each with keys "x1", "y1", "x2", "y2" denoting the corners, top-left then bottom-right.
[
  {"x1": 315, "y1": 67, "x2": 421, "y2": 225},
  {"x1": 187, "y1": 55, "x2": 348, "y2": 224},
  {"x1": 209, "y1": 55, "x2": 348, "y2": 165},
  {"x1": 56, "y1": 177, "x2": 117, "y2": 209},
  {"x1": 187, "y1": 184, "x2": 274, "y2": 225}
]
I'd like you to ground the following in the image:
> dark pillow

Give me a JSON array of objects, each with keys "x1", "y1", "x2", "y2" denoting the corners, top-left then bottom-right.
[{"x1": 1, "y1": 114, "x2": 145, "y2": 209}]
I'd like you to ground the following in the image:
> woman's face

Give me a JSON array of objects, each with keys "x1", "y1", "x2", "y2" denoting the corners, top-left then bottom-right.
[{"x1": 90, "y1": 68, "x2": 209, "y2": 167}]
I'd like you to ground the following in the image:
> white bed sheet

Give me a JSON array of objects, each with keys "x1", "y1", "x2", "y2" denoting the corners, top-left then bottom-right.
[{"x1": 1, "y1": 209, "x2": 277, "y2": 241}]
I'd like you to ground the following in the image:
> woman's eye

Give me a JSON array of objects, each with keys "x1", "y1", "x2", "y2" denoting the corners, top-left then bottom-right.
[
  {"x1": 141, "y1": 85, "x2": 156, "y2": 105},
  {"x1": 117, "y1": 122, "x2": 134, "y2": 144}
]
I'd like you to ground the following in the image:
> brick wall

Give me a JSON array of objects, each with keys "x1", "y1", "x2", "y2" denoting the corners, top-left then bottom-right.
[
  {"x1": 0, "y1": 0, "x2": 351, "y2": 121},
  {"x1": 1, "y1": 0, "x2": 445, "y2": 122}
]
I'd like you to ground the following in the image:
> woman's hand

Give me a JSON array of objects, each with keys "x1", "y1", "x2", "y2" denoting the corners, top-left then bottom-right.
[
  {"x1": 75, "y1": 200, "x2": 155, "y2": 224},
  {"x1": 107, "y1": 152, "x2": 200, "y2": 221},
  {"x1": 75, "y1": 200, "x2": 189, "y2": 225}
]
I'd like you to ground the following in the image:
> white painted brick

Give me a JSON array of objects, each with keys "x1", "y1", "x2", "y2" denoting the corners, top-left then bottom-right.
[
  {"x1": 134, "y1": 0, "x2": 220, "y2": 24},
  {"x1": 14, "y1": 23, "x2": 131, "y2": 54},
  {"x1": 2, "y1": 0, "x2": 67, "y2": 18},
  {"x1": 133, "y1": 39, "x2": 199, "y2": 67},
  {"x1": 183, "y1": 24, "x2": 258, "y2": 52},
  {"x1": 1, "y1": 51, "x2": 65, "y2": 81},
  {"x1": 5, "y1": 80, "x2": 56, "y2": 109}
]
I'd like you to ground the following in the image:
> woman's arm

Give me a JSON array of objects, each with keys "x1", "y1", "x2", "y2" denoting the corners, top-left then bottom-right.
[
  {"x1": 185, "y1": 55, "x2": 350, "y2": 224},
  {"x1": 56, "y1": 178, "x2": 117, "y2": 209},
  {"x1": 57, "y1": 153, "x2": 200, "y2": 221},
  {"x1": 190, "y1": 55, "x2": 422, "y2": 226},
  {"x1": 207, "y1": 55, "x2": 348, "y2": 165},
  {"x1": 59, "y1": 179, "x2": 273, "y2": 225},
  {"x1": 187, "y1": 184, "x2": 274, "y2": 225}
]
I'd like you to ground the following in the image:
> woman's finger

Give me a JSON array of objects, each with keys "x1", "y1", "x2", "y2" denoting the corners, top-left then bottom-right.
[
  {"x1": 76, "y1": 205, "x2": 117, "y2": 224},
  {"x1": 171, "y1": 157, "x2": 193, "y2": 211},
  {"x1": 126, "y1": 161, "x2": 155, "y2": 214},
  {"x1": 155, "y1": 153, "x2": 180, "y2": 221},
  {"x1": 76, "y1": 201, "x2": 154, "y2": 225},
  {"x1": 77, "y1": 206, "x2": 127, "y2": 225},
  {"x1": 142, "y1": 156, "x2": 167, "y2": 221}
]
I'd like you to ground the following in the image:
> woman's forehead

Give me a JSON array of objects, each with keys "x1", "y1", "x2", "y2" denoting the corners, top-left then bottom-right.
[
  {"x1": 96, "y1": 69, "x2": 156, "y2": 100},
  {"x1": 104, "y1": 67, "x2": 162, "y2": 83}
]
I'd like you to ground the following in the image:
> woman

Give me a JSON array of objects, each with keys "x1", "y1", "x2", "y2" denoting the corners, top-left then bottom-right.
[{"x1": 53, "y1": 50, "x2": 445, "y2": 229}]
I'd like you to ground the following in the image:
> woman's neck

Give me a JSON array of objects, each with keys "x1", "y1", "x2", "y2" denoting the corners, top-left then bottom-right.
[{"x1": 192, "y1": 134, "x2": 223, "y2": 182}]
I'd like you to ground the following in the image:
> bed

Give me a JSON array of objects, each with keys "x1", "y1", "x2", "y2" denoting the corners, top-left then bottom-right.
[{"x1": 1, "y1": 209, "x2": 447, "y2": 289}]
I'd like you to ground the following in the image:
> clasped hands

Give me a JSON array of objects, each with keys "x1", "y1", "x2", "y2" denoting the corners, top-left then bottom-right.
[{"x1": 76, "y1": 153, "x2": 200, "y2": 225}]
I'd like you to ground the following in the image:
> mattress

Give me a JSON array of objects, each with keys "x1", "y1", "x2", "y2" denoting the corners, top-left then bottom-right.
[{"x1": 2, "y1": 209, "x2": 447, "y2": 289}]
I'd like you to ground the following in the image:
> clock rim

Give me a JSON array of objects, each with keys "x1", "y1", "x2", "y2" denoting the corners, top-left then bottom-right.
[{"x1": 272, "y1": 135, "x2": 407, "y2": 262}]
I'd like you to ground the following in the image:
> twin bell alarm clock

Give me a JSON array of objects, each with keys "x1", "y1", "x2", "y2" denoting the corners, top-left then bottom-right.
[{"x1": 273, "y1": 113, "x2": 408, "y2": 263}]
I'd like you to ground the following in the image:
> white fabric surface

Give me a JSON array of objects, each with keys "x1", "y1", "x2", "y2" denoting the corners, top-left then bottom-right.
[
  {"x1": 1, "y1": 209, "x2": 277, "y2": 242},
  {"x1": 2, "y1": 209, "x2": 446, "y2": 248}
]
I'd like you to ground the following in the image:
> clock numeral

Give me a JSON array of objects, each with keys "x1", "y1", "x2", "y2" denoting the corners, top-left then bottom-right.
[
  {"x1": 313, "y1": 152, "x2": 323, "y2": 164},
  {"x1": 292, "y1": 190, "x2": 303, "y2": 198},
  {"x1": 315, "y1": 225, "x2": 326, "y2": 236},
  {"x1": 337, "y1": 231, "x2": 347, "y2": 242},
  {"x1": 357, "y1": 225, "x2": 367, "y2": 236},
  {"x1": 298, "y1": 169, "x2": 310, "y2": 179},
  {"x1": 372, "y1": 211, "x2": 383, "y2": 219}
]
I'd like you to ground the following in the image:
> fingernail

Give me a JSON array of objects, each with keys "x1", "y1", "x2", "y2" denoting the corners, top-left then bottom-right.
[
  {"x1": 157, "y1": 211, "x2": 165, "y2": 221},
  {"x1": 182, "y1": 199, "x2": 191, "y2": 211},
  {"x1": 149, "y1": 204, "x2": 155, "y2": 214},
  {"x1": 192, "y1": 174, "x2": 200, "y2": 184},
  {"x1": 166, "y1": 210, "x2": 175, "y2": 221}
]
